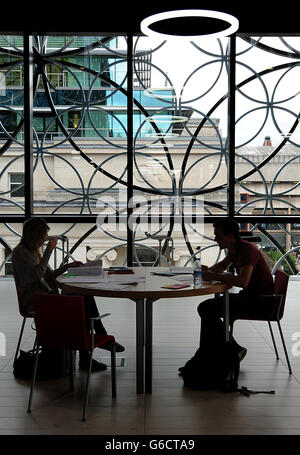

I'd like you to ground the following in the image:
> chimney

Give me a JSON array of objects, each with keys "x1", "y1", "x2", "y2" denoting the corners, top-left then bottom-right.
[{"x1": 263, "y1": 135, "x2": 272, "y2": 146}]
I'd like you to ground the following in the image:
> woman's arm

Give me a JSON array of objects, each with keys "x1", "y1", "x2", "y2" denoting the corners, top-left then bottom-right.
[
  {"x1": 51, "y1": 260, "x2": 83, "y2": 278},
  {"x1": 13, "y1": 244, "x2": 53, "y2": 284}
]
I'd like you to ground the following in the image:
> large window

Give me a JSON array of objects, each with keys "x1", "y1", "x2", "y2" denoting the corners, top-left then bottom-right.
[{"x1": 0, "y1": 33, "x2": 300, "y2": 274}]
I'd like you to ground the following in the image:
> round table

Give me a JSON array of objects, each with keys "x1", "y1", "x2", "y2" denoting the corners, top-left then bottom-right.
[{"x1": 57, "y1": 267, "x2": 231, "y2": 394}]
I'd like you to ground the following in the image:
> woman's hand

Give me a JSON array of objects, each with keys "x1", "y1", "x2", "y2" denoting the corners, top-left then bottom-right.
[
  {"x1": 46, "y1": 237, "x2": 57, "y2": 252},
  {"x1": 67, "y1": 261, "x2": 83, "y2": 268}
]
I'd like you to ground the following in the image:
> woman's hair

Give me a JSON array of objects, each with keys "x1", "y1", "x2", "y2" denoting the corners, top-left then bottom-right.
[{"x1": 21, "y1": 218, "x2": 49, "y2": 260}]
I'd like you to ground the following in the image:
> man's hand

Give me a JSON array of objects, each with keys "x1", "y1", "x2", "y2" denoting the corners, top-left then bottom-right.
[
  {"x1": 202, "y1": 269, "x2": 217, "y2": 281},
  {"x1": 203, "y1": 265, "x2": 253, "y2": 288}
]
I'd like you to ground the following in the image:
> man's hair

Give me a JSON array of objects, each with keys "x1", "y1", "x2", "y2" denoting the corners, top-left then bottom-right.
[{"x1": 213, "y1": 218, "x2": 240, "y2": 239}]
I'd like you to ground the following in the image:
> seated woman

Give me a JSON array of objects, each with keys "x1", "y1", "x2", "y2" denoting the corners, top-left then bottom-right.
[{"x1": 12, "y1": 217, "x2": 124, "y2": 372}]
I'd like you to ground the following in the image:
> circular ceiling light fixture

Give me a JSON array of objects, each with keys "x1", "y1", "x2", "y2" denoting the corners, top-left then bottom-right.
[{"x1": 140, "y1": 9, "x2": 239, "y2": 41}]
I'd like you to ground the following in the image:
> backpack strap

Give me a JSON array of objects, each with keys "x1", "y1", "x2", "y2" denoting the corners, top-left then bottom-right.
[{"x1": 237, "y1": 386, "x2": 275, "y2": 397}]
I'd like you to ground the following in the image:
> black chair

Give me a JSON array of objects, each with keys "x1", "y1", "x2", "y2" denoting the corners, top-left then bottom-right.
[
  {"x1": 12, "y1": 266, "x2": 36, "y2": 367},
  {"x1": 230, "y1": 270, "x2": 292, "y2": 374}
]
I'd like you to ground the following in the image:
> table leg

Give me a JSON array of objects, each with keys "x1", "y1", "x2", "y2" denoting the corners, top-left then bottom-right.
[
  {"x1": 223, "y1": 291, "x2": 230, "y2": 342},
  {"x1": 135, "y1": 299, "x2": 145, "y2": 394},
  {"x1": 145, "y1": 298, "x2": 157, "y2": 394}
]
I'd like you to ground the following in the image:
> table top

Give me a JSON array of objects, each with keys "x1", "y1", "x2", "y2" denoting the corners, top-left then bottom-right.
[{"x1": 56, "y1": 267, "x2": 231, "y2": 300}]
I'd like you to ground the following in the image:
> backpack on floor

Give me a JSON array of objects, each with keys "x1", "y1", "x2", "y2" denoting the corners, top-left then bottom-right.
[
  {"x1": 181, "y1": 341, "x2": 240, "y2": 392},
  {"x1": 181, "y1": 341, "x2": 275, "y2": 397},
  {"x1": 13, "y1": 348, "x2": 70, "y2": 380}
]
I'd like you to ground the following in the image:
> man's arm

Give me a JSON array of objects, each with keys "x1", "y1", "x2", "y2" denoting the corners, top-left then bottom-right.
[
  {"x1": 203, "y1": 264, "x2": 254, "y2": 288},
  {"x1": 207, "y1": 255, "x2": 233, "y2": 273}
]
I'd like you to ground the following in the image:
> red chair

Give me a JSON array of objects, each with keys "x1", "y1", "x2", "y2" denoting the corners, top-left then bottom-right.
[
  {"x1": 27, "y1": 293, "x2": 117, "y2": 421},
  {"x1": 229, "y1": 270, "x2": 292, "y2": 374},
  {"x1": 12, "y1": 267, "x2": 36, "y2": 367}
]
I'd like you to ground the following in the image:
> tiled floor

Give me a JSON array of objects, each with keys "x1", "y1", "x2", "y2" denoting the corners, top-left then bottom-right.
[{"x1": 0, "y1": 277, "x2": 300, "y2": 435}]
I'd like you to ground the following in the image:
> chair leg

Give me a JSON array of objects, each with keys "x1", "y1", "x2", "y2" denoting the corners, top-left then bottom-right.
[
  {"x1": 13, "y1": 317, "x2": 26, "y2": 367},
  {"x1": 229, "y1": 323, "x2": 234, "y2": 341},
  {"x1": 69, "y1": 350, "x2": 75, "y2": 391},
  {"x1": 111, "y1": 346, "x2": 116, "y2": 398},
  {"x1": 82, "y1": 349, "x2": 93, "y2": 422},
  {"x1": 268, "y1": 321, "x2": 279, "y2": 360},
  {"x1": 277, "y1": 321, "x2": 293, "y2": 374},
  {"x1": 32, "y1": 336, "x2": 37, "y2": 353},
  {"x1": 27, "y1": 347, "x2": 41, "y2": 413}
]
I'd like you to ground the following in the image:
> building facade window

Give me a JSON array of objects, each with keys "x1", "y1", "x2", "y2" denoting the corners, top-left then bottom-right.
[{"x1": 9, "y1": 173, "x2": 24, "y2": 198}]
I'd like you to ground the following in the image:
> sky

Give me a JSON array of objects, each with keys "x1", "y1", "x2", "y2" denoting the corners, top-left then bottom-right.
[{"x1": 131, "y1": 35, "x2": 300, "y2": 148}]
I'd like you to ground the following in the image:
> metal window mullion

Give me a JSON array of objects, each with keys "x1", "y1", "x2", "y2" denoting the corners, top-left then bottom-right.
[
  {"x1": 227, "y1": 34, "x2": 236, "y2": 218},
  {"x1": 127, "y1": 33, "x2": 134, "y2": 266},
  {"x1": 24, "y1": 33, "x2": 34, "y2": 218}
]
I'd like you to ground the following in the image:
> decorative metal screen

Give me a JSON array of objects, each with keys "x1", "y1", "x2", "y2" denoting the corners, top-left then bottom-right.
[{"x1": 0, "y1": 34, "x2": 300, "y2": 274}]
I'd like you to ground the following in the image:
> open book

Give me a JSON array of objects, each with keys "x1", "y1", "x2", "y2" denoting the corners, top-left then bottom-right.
[{"x1": 67, "y1": 259, "x2": 103, "y2": 276}]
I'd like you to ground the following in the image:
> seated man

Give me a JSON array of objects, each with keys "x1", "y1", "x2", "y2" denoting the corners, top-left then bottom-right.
[{"x1": 196, "y1": 218, "x2": 273, "y2": 362}]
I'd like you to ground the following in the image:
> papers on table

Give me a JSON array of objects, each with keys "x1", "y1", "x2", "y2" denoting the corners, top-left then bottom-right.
[
  {"x1": 170, "y1": 267, "x2": 194, "y2": 274},
  {"x1": 67, "y1": 260, "x2": 103, "y2": 276},
  {"x1": 108, "y1": 274, "x2": 145, "y2": 283},
  {"x1": 151, "y1": 267, "x2": 194, "y2": 276},
  {"x1": 58, "y1": 271, "x2": 145, "y2": 287},
  {"x1": 169, "y1": 274, "x2": 194, "y2": 283},
  {"x1": 169, "y1": 276, "x2": 222, "y2": 285},
  {"x1": 151, "y1": 271, "x2": 175, "y2": 276},
  {"x1": 76, "y1": 283, "x2": 134, "y2": 290},
  {"x1": 59, "y1": 275, "x2": 107, "y2": 283}
]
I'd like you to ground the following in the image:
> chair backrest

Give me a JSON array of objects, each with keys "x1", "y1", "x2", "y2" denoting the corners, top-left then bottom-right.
[
  {"x1": 33, "y1": 293, "x2": 90, "y2": 350},
  {"x1": 12, "y1": 258, "x2": 28, "y2": 318},
  {"x1": 274, "y1": 269, "x2": 289, "y2": 320}
]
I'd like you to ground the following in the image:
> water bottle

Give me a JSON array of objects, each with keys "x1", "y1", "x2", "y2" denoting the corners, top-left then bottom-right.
[{"x1": 193, "y1": 257, "x2": 202, "y2": 288}]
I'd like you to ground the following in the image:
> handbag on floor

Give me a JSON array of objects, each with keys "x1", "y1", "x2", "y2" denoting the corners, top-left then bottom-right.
[{"x1": 13, "y1": 347, "x2": 70, "y2": 380}]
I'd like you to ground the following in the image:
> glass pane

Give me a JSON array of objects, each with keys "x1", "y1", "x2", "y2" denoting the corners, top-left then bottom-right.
[
  {"x1": 0, "y1": 221, "x2": 128, "y2": 276},
  {"x1": 26, "y1": 35, "x2": 130, "y2": 265},
  {"x1": 29, "y1": 35, "x2": 128, "y2": 220},
  {"x1": 3, "y1": 220, "x2": 299, "y2": 276},
  {"x1": 0, "y1": 35, "x2": 24, "y2": 214},
  {"x1": 235, "y1": 36, "x2": 300, "y2": 218},
  {"x1": 130, "y1": 35, "x2": 230, "y2": 266},
  {"x1": 239, "y1": 222, "x2": 300, "y2": 276}
]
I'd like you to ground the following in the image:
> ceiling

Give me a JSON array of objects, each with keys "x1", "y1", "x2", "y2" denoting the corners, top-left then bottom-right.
[{"x1": 1, "y1": 2, "x2": 297, "y2": 35}]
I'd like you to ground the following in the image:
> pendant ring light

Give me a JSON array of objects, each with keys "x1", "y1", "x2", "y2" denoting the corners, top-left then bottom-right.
[{"x1": 140, "y1": 9, "x2": 239, "y2": 41}]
